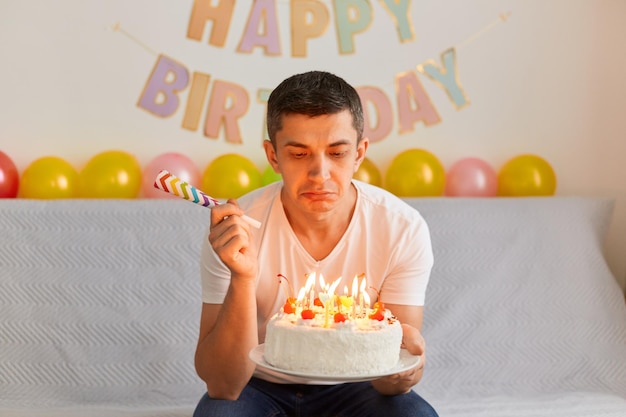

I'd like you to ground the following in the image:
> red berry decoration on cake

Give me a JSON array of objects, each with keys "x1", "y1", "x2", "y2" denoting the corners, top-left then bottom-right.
[
  {"x1": 334, "y1": 312, "x2": 347, "y2": 323},
  {"x1": 283, "y1": 297, "x2": 296, "y2": 314},
  {"x1": 301, "y1": 309, "x2": 315, "y2": 320}
]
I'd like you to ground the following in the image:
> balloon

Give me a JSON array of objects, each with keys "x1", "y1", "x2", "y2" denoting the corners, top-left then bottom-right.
[
  {"x1": 497, "y1": 154, "x2": 557, "y2": 197},
  {"x1": 384, "y1": 149, "x2": 445, "y2": 197},
  {"x1": 142, "y1": 152, "x2": 201, "y2": 198},
  {"x1": 261, "y1": 164, "x2": 282, "y2": 186},
  {"x1": 202, "y1": 154, "x2": 262, "y2": 199},
  {"x1": 0, "y1": 151, "x2": 19, "y2": 198},
  {"x1": 20, "y1": 156, "x2": 79, "y2": 199},
  {"x1": 353, "y1": 157, "x2": 382, "y2": 187},
  {"x1": 445, "y1": 157, "x2": 497, "y2": 197},
  {"x1": 80, "y1": 150, "x2": 141, "y2": 198}
]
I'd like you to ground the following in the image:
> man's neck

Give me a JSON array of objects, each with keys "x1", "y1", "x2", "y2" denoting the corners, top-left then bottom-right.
[{"x1": 282, "y1": 185, "x2": 357, "y2": 261}]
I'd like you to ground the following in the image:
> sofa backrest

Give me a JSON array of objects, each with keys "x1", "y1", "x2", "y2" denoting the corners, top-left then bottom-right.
[{"x1": 1, "y1": 197, "x2": 625, "y2": 409}]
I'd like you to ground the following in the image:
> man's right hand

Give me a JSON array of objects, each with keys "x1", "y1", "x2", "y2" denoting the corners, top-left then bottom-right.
[{"x1": 208, "y1": 199, "x2": 258, "y2": 280}]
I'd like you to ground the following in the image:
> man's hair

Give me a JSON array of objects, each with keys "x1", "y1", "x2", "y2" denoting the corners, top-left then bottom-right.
[{"x1": 266, "y1": 71, "x2": 364, "y2": 146}]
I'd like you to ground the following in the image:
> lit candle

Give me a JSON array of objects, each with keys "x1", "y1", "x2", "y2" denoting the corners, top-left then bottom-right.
[
  {"x1": 363, "y1": 289, "x2": 371, "y2": 310},
  {"x1": 340, "y1": 286, "x2": 355, "y2": 319},
  {"x1": 304, "y1": 273, "x2": 316, "y2": 309},
  {"x1": 338, "y1": 286, "x2": 348, "y2": 314},
  {"x1": 351, "y1": 275, "x2": 359, "y2": 319},
  {"x1": 329, "y1": 278, "x2": 341, "y2": 325},
  {"x1": 296, "y1": 287, "x2": 306, "y2": 317},
  {"x1": 321, "y1": 277, "x2": 341, "y2": 328},
  {"x1": 324, "y1": 298, "x2": 330, "y2": 328},
  {"x1": 359, "y1": 277, "x2": 367, "y2": 316},
  {"x1": 328, "y1": 278, "x2": 341, "y2": 296},
  {"x1": 319, "y1": 286, "x2": 328, "y2": 327}
]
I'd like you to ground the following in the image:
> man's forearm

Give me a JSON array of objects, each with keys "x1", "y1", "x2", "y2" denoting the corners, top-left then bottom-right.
[{"x1": 195, "y1": 278, "x2": 259, "y2": 400}]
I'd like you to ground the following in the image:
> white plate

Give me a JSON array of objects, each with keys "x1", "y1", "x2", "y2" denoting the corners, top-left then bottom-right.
[{"x1": 249, "y1": 344, "x2": 421, "y2": 384}]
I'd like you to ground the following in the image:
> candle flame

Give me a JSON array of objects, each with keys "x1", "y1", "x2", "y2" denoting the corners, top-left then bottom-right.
[
  {"x1": 319, "y1": 273, "x2": 326, "y2": 290},
  {"x1": 351, "y1": 275, "x2": 359, "y2": 297},
  {"x1": 359, "y1": 276, "x2": 367, "y2": 294},
  {"x1": 304, "y1": 272, "x2": 316, "y2": 291},
  {"x1": 363, "y1": 290, "x2": 371, "y2": 308},
  {"x1": 296, "y1": 287, "x2": 306, "y2": 302},
  {"x1": 328, "y1": 277, "x2": 341, "y2": 296}
]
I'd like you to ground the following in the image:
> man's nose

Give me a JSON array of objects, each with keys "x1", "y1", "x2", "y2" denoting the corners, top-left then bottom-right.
[{"x1": 308, "y1": 154, "x2": 331, "y2": 181}]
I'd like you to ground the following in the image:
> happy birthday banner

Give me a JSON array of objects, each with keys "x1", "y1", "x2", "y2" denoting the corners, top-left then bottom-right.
[{"x1": 119, "y1": 1, "x2": 510, "y2": 145}]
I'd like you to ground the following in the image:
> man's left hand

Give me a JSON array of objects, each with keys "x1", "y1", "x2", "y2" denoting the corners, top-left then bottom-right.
[{"x1": 371, "y1": 324, "x2": 426, "y2": 395}]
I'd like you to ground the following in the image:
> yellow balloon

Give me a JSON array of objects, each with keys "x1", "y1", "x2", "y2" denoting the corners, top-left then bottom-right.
[
  {"x1": 497, "y1": 154, "x2": 557, "y2": 196},
  {"x1": 20, "y1": 156, "x2": 79, "y2": 199},
  {"x1": 385, "y1": 149, "x2": 445, "y2": 197},
  {"x1": 202, "y1": 154, "x2": 262, "y2": 199},
  {"x1": 80, "y1": 150, "x2": 141, "y2": 198},
  {"x1": 353, "y1": 157, "x2": 382, "y2": 187}
]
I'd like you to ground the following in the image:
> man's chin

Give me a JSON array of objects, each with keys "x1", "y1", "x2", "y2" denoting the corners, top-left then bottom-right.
[{"x1": 302, "y1": 198, "x2": 336, "y2": 213}]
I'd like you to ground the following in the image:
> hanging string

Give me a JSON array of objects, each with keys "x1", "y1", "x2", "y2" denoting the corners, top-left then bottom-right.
[
  {"x1": 456, "y1": 11, "x2": 512, "y2": 51},
  {"x1": 108, "y1": 22, "x2": 159, "y2": 56},
  {"x1": 108, "y1": 11, "x2": 512, "y2": 57}
]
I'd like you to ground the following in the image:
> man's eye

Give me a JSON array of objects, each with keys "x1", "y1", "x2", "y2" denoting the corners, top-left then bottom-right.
[
  {"x1": 331, "y1": 152, "x2": 347, "y2": 158},
  {"x1": 291, "y1": 152, "x2": 307, "y2": 158}
]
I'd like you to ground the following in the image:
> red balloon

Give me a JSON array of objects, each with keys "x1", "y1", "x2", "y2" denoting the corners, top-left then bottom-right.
[
  {"x1": 445, "y1": 157, "x2": 497, "y2": 197},
  {"x1": 0, "y1": 151, "x2": 19, "y2": 198},
  {"x1": 142, "y1": 152, "x2": 201, "y2": 198}
]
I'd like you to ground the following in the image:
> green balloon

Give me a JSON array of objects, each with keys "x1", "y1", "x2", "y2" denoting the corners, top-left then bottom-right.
[{"x1": 261, "y1": 164, "x2": 282, "y2": 185}]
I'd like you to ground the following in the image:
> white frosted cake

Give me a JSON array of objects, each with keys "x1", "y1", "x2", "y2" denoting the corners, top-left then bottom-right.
[{"x1": 263, "y1": 304, "x2": 402, "y2": 376}]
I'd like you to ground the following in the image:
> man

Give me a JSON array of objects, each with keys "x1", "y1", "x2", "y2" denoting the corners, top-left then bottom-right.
[{"x1": 193, "y1": 71, "x2": 438, "y2": 417}]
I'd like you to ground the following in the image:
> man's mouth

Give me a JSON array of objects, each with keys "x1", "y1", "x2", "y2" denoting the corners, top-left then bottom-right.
[{"x1": 302, "y1": 190, "x2": 333, "y2": 200}]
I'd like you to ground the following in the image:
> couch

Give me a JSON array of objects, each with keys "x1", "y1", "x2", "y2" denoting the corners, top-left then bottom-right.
[{"x1": 1, "y1": 197, "x2": 625, "y2": 416}]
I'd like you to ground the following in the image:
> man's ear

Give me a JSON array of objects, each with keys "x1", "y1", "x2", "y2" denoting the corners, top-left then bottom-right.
[
  {"x1": 263, "y1": 140, "x2": 280, "y2": 172},
  {"x1": 355, "y1": 137, "x2": 370, "y2": 170}
]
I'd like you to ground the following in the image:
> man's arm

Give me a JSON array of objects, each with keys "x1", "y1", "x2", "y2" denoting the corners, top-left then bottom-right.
[
  {"x1": 194, "y1": 288, "x2": 258, "y2": 399},
  {"x1": 194, "y1": 201, "x2": 259, "y2": 400},
  {"x1": 371, "y1": 304, "x2": 426, "y2": 395}
]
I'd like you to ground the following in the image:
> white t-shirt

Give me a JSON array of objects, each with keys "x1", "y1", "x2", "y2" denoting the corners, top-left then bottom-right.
[{"x1": 200, "y1": 180, "x2": 434, "y2": 343}]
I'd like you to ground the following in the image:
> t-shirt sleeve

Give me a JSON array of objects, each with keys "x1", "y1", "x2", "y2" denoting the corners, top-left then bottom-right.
[
  {"x1": 200, "y1": 228, "x2": 232, "y2": 304},
  {"x1": 382, "y1": 212, "x2": 434, "y2": 306}
]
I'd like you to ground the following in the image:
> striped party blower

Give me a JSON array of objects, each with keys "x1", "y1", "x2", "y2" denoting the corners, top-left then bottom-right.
[{"x1": 153, "y1": 169, "x2": 261, "y2": 228}]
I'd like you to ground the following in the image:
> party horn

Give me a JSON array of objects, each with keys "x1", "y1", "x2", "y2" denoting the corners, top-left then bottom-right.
[{"x1": 154, "y1": 169, "x2": 261, "y2": 228}]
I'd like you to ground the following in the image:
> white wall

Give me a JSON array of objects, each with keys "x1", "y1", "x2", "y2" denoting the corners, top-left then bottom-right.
[{"x1": 1, "y1": 0, "x2": 625, "y2": 290}]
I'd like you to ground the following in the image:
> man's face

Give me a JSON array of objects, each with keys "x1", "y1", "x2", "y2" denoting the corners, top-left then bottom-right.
[{"x1": 264, "y1": 110, "x2": 368, "y2": 215}]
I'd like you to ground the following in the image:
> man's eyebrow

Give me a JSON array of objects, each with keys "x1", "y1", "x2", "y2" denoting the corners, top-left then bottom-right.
[
  {"x1": 283, "y1": 140, "x2": 351, "y2": 148},
  {"x1": 283, "y1": 141, "x2": 308, "y2": 148},
  {"x1": 328, "y1": 140, "x2": 352, "y2": 147}
]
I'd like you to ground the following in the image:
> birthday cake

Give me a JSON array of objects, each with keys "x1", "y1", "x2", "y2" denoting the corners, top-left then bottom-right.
[{"x1": 263, "y1": 299, "x2": 402, "y2": 377}]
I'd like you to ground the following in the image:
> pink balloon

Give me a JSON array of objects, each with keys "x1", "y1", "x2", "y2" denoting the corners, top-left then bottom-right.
[
  {"x1": 142, "y1": 152, "x2": 201, "y2": 199},
  {"x1": 445, "y1": 157, "x2": 497, "y2": 197},
  {"x1": 0, "y1": 151, "x2": 19, "y2": 198}
]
